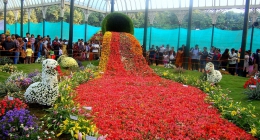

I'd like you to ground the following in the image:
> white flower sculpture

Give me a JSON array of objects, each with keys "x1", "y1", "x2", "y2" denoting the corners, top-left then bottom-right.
[
  {"x1": 205, "y1": 62, "x2": 222, "y2": 84},
  {"x1": 24, "y1": 59, "x2": 59, "y2": 106},
  {"x1": 57, "y1": 55, "x2": 78, "y2": 68},
  {"x1": 35, "y1": 56, "x2": 46, "y2": 63}
]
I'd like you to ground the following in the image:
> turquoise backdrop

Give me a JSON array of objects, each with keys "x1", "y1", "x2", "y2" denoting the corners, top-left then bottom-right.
[{"x1": 1, "y1": 22, "x2": 260, "y2": 52}]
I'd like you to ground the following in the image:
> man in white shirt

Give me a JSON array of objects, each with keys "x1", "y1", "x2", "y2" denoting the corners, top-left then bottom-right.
[
  {"x1": 159, "y1": 45, "x2": 165, "y2": 64},
  {"x1": 228, "y1": 48, "x2": 237, "y2": 75},
  {"x1": 25, "y1": 33, "x2": 30, "y2": 42},
  {"x1": 92, "y1": 40, "x2": 100, "y2": 60},
  {"x1": 190, "y1": 44, "x2": 200, "y2": 71}
]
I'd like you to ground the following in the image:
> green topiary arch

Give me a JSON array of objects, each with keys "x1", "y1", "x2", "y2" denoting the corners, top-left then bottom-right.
[{"x1": 101, "y1": 12, "x2": 134, "y2": 35}]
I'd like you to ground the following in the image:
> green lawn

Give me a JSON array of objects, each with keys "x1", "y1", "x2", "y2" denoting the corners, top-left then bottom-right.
[{"x1": 1, "y1": 60, "x2": 259, "y2": 118}]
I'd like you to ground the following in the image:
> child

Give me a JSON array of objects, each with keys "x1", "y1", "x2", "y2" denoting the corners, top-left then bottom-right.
[
  {"x1": 50, "y1": 49, "x2": 55, "y2": 59},
  {"x1": 163, "y1": 52, "x2": 169, "y2": 67},
  {"x1": 25, "y1": 44, "x2": 34, "y2": 64}
]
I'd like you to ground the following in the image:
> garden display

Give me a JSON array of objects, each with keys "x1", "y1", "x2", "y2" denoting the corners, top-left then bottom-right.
[
  {"x1": 24, "y1": 59, "x2": 59, "y2": 106},
  {"x1": 57, "y1": 55, "x2": 79, "y2": 68},
  {"x1": 0, "y1": 12, "x2": 259, "y2": 140},
  {"x1": 73, "y1": 13, "x2": 256, "y2": 139},
  {"x1": 205, "y1": 62, "x2": 222, "y2": 84}
]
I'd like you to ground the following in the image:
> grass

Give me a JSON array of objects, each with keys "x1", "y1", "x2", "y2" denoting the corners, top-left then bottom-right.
[
  {"x1": 1, "y1": 60, "x2": 260, "y2": 119},
  {"x1": 0, "y1": 61, "x2": 98, "y2": 83}
]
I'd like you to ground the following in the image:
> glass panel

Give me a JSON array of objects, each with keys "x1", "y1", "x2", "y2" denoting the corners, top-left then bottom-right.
[
  {"x1": 228, "y1": 0, "x2": 236, "y2": 5},
  {"x1": 1, "y1": 0, "x2": 258, "y2": 13},
  {"x1": 193, "y1": 0, "x2": 199, "y2": 7},
  {"x1": 205, "y1": 0, "x2": 213, "y2": 6},
  {"x1": 166, "y1": 0, "x2": 174, "y2": 9}
]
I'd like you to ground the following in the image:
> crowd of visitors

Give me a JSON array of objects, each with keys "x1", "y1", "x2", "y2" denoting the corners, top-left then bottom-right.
[
  {"x1": 0, "y1": 32, "x2": 102, "y2": 64},
  {"x1": 0, "y1": 31, "x2": 258, "y2": 78},
  {"x1": 148, "y1": 44, "x2": 257, "y2": 77}
]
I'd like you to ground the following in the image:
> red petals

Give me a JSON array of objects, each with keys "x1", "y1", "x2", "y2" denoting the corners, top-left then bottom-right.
[{"x1": 74, "y1": 32, "x2": 254, "y2": 139}]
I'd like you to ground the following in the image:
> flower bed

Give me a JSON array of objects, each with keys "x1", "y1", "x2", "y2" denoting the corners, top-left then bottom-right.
[
  {"x1": 244, "y1": 77, "x2": 260, "y2": 89},
  {"x1": 74, "y1": 31, "x2": 257, "y2": 139},
  {"x1": 155, "y1": 69, "x2": 260, "y2": 138},
  {"x1": 0, "y1": 97, "x2": 27, "y2": 117},
  {"x1": 0, "y1": 62, "x2": 101, "y2": 139}
]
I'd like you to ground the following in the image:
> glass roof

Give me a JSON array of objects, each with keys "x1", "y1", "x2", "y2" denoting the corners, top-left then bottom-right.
[{"x1": 0, "y1": 0, "x2": 260, "y2": 13}]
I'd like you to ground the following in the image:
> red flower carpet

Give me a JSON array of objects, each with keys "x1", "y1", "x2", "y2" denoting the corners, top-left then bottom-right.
[{"x1": 75, "y1": 32, "x2": 255, "y2": 139}]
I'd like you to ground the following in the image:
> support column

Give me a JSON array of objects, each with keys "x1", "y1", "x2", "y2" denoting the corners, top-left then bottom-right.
[
  {"x1": 111, "y1": 0, "x2": 115, "y2": 12},
  {"x1": 211, "y1": 24, "x2": 215, "y2": 47},
  {"x1": 41, "y1": 6, "x2": 48, "y2": 37},
  {"x1": 13, "y1": 10, "x2": 19, "y2": 34},
  {"x1": 60, "y1": 0, "x2": 65, "y2": 39},
  {"x1": 143, "y1": 0, "x2": 149, "y2": 57},
  {"x1": 68, "y1": 0, "x2": 75, "y2": 57},
  {"x1": 83, "y1": 10, "x2": 91, "y2": 42},
  {"x1": 249, "y1": 8, "x2": 258, "y2": 51},
  {"x1": 178, "y1": 24, "x2": 181, "y2": 49},
  {"x1": 184, "y1": 0, "x2": 193, "y2": 69},
  {"x1": 60, "y1": 17, "x2": 64, "y2": 39},
  {"x1": 3, "y1": 0, "x2": 8, "y2": 34},
  {"x1": 27, "y1": 9, "x2": 32, "y2": 33},
  {"x1": 60, "y1": 11, "x2": 64, "y2": 39},
  {"x1": 239, "y1": 0, "x2": 250, "y2": 76},
  {"x1": 174, "y1": 10, "x2": 187, "y2": 48},
  {"x1": 206, "y1": 9, "x2": 223, "y2": 47},
  {"x1": 148, "y1": 12, "x2": 155, "y2": 49},
  {"x1": 249, "y1": 25, "x2": 254, "y2": 51},
  {"x1": 21, "y1": 0, "x2": 24, "y2": 37},
  {"x1": 43, "y1": 19, "x2": 46, "y2": 36}
]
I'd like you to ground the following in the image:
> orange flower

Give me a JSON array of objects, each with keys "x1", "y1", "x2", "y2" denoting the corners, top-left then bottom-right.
[{"x1": 99, "y1": 32, "x2": 112, "y2": 73}]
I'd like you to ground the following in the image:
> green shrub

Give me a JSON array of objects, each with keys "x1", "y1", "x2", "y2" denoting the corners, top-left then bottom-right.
[
  {"x1": 244, "y1": 83, "x2": 260, "y2": 100},
  {"x1": 0, "y1": 64, "x2": 18, "y2": 73},
  {"x1": 0, "y1": 83, "x2": 7, "y2": 97},
  {"x1": 0, "y1": 57, "x2": 13, "y2": 65},
  {"x1": 102, "y1": 12, "x2": 134, "y2": 34}
]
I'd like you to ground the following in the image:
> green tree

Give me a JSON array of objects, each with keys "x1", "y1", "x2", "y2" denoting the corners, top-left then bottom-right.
[
  {"x1": 129, "y1": 12, "x2": 145, "y2": 28},
  {"x1": 153, "y1": 11, "x2": 179, "y2": 29},
  {"x1": 88, "y1": 12, "x2": 104, "y2": 26},
  {"x1": 63, "y1": 6, "x2": 84, "y2": 24},
  {"x1": 182, "y1": 10, "x2": 211, "y2": 29}
]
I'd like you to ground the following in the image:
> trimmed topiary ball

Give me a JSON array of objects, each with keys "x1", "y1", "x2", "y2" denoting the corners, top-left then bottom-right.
[{"x1": 102, "y1": 12, "x2": 134, "y2": 35}]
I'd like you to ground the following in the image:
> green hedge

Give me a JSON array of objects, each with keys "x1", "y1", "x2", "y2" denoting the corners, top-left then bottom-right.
[{"x1": 102, "y1": 12, "x2": 134, "y2": 35}]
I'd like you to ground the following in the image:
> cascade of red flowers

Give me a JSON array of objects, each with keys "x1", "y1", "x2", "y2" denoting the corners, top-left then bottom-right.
[{"x1": 75, "y1": 32, "x2": 255, "y2": 139}]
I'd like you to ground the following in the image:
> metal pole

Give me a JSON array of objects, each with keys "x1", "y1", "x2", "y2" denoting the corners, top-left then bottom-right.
[
  {"x1": 177, "y1": 24, "x2": 181, "y2": 48},
  {"x1": 143, "y1": 0, "x2": 149, "y2": 57},
  {"x1": 15, "y1": 22, "x2": 17, "y2": 34},
  {"x1": 4, "y1": 1, "x2": 7, "y2": 34},
  {"x1": 21, "y1": 0, "x2": 24, "y2": 37},
  {"x1": 249, "y1": 25, "x2": 254, "y2": 51},
  {"x1": 211, "y1": 24, "x2": 215, "y2": 47},
  {"x1": 68, "y1": 0, "x2": 74, "y2": 57},
  {"x1": 239, "y1": 0, "x2": 250, "y2": 76},
  {"x1": 85, "y1": 21, "x2": 88, "y2": 41},
  {"x1": 28, "y1": 19, "x2": 30, "y2": 33},
  {"x1": 184, "y1": 0, "x2": 193, "y2": 69},
  {"x1": 61, "y1": 17, "x2": 63, "y2": 39},
  {"x1": 149, "y1": 25, "x2": 152, "y2": 49},
  {"x1": 111, "y1": 0, "x2": 114, "y2": 12},
  {"x1": 43, "y1": 18, "x2": 45, "y2": 37}
]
